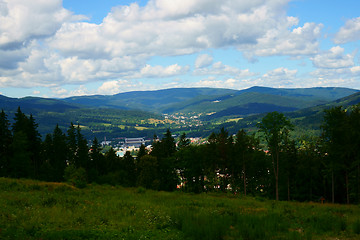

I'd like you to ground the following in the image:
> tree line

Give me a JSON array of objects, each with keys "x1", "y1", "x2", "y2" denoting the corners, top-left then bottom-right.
[{"x1": 1, "y1": 105, "x2": 360, "y2": 204}]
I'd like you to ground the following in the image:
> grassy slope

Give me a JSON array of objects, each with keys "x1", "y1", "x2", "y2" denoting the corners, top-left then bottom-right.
[{"x1": 1, "y1": 178, "x2": 360, "y2": 240}]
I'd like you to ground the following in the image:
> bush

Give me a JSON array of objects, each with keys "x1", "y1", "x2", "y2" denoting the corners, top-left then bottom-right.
[
  {"x1": 353, "y1": 219, "x2": 360, "y2": 234},
  {"x1": 64, "y1": 165, "x2": 87, "y2": 188}
]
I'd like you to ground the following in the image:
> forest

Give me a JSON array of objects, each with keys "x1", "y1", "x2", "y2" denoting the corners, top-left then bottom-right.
[{"x1": 1, "y1": 105, "x2": 360, "y2": 204}]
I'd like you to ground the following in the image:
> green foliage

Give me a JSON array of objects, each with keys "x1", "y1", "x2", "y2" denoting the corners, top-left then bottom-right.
[
  {"x1": 1, "y1": 178, "x2": 360, "y2": 240},
  {"x1": 64, "y1": 165, "x2": 87, "y2": 188}
]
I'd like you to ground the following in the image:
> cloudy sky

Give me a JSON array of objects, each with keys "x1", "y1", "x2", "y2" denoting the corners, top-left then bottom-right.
[{"x1": 1, "y1": 0, "x2": 360, "y2": 98}]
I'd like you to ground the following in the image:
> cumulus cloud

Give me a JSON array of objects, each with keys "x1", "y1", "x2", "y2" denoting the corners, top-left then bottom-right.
[
  {"x1": 192, "y1": 77, "x2": 239, "y2": 89},
  {"x1": 253, "y1": 67, "x2": 298, "y2": 87},
  {"x1": 195, "y1": 54, "x2": 213, "y2": 68},
  {"x1": 194, "y1": 61, "x2": 256, "y2": 79},
  {"x1": 243, "y1": 21, "x2": 322, "y2": 58},
  {"x1": 97, "y1": 80, "x2": 139, "y2": 95},
  {"x1": 0, "y1": 0, "x2": 84, "y2": 50},
  {"x1": 311, "y1": 46, "x2": 355, "y2": 69},
  {"x1": 49, "y1": 0, "x2": 317, "y2": 60},
  {"x1": 334, "y1": 17, "x2": 360, "y2": 44},
  {"x1": 133, "y1": 64, "x2": 190, "y2": 78},
  {"x1": 0, "y1": 0, "x2": 330, "y2": 95}
]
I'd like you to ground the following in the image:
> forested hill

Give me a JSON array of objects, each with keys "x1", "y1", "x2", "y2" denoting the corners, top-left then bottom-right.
[
  {"x1": 218, "y1": 90, "x2": 360, "y2": 138},
  {"x1": 62, "y1": 87, "x2": 238, "y2": 112},
  {"x1": 1, "y1": 86, "x2": 359, "y2": 139},
  {"x1": 0, "y1": 95, "x2": 79, "y2": 113},
  {"x1": 60, "y1": 86, "x2": 359, "y2": 115}
]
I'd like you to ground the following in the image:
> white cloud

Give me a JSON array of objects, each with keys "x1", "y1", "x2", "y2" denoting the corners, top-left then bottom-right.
[
  {"x1": 0, "y1": 0, "x2": 340, "y2": 95},
  {"x1": 253, "y1": 67, "x2": 298, "y2": 87},
  {"x1": 191, "y1": 77, "x2": 242, "y2": 89},
  {"x1": 334, "y1": 17, "x2": 360, "y2": 44},
  {"x1": 351, "y1": 66, "x2": 360, "y2": 75},
  {"x1": 195, "y1": 54, "x2": 213, "y2": 68},
  {"x1": 49, "y1": 0, "x2": 316, "y2": 60},
  {"x1": 194, "y1": 61, "x2": 256, "y2": 78},
  {"x1": 134, "y1": 64, "x2": 190, "y2": 78},
  {"x1": 311, "y1": 46, "x2": 355, "y2": 69},
  {"x1": 243, "y1": 22, "x2": 322, "y2": 58},
  {"x1": 97, "y1": 80, "x2": 137, "y2": 95},
  {"x1": 0, "y1": 0, "x2": 82, "y2": 50}
]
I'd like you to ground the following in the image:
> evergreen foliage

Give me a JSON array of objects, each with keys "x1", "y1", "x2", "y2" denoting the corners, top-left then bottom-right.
[{"x1": 1, "y1": 105, "x2": 360, "y2": 204}]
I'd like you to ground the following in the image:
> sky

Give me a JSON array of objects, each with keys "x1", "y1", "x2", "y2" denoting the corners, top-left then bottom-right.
[{"x1": 0, "y1": 0, "x2": 360, "y2": 98}]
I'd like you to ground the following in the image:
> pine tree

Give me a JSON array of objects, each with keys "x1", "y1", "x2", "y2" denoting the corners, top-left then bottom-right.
[
  {"x1": 0, "y1": 110, "x2": 12, "y2": 176},
  {"x1": 9, "y1": 131, "x2": 31, "y2": 178},
  {"x1": 177, "y1": 132, "x2": 190, "y2": 150},
  {"x1": 257, "y1": 111, "x2": 293, "y2": 201},
  {"x1": 137, "y1": 144, "x2": 147, "y2": 160},
  {"x1": 51, "y1": 125, "x2": 68, "y2": 181},
  {"x1": 11, "y1": 107, "x2": 41, "y2": 178},
  {"x1": 122, "y1": 151, "x2": 136, "y2": 187},
  {"x1": 151, "y1": 129, "x2": 178, "y2": 191},
  {"x1": 66, "y1": 123, "x2": 77, "y2": 165},
  {"x1": 88, "y1": 137, "x2": 104, "y2": 182},
  {"x1": 76, "y1": 124, "x2": 89, "y2": 169},
  {"x1": 28, "y1": 114, "x2": 42, "y2": 178}
]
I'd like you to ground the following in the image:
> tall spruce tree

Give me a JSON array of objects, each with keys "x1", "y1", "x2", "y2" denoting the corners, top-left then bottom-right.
[
  {"x1": 11, "y1": 107, "x2": 41, "y2": 178},
  {"x1": 0, "y1": 110, "x2": 12, "y2": 176},
  {"x1": 51, "y1": 125, "x2": 68, "y2": 181},
  {"x1": 257, "y1": 111, "x2": 293, "y2": 201},
  {"x1": 67, "y1": 123, "x2": 77, "y2": 166},
  {"x1": 9, "y1": 131, "x2": 31, "y2": 178},
  {"x1": 151, "y1": 129, "x2": 178, "y2": 191},
  {"x1": 76, "y1": 124, "x2": 89, "y2": 169}
]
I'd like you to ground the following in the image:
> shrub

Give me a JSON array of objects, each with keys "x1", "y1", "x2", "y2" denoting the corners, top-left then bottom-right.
[{"x1": 64, "y1": 165, "x2": 87, "y2": 188}]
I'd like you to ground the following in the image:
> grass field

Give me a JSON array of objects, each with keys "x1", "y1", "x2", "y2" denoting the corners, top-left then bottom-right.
[{"x1": 1, "y1": 177, "x2": 360, "y2": 239}]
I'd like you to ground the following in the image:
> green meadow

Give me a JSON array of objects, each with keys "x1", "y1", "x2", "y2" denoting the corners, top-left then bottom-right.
[{"x1": 1, "y1": 177, "x2": 360, "y2": 240}]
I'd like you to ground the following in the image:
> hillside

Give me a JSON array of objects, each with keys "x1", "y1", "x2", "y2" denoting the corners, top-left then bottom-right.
[
  {"x1": 61, "y1": 87, "x2": 358, "y2": 116},
  {"x1": 63, "y1": 88, "x2": 237, "y2": 112},
  {"x1": 0, "y1": 95, "x2": 79, "y2": 113},
  {"x1": 1, "y1": 86, "x2": 359, "y2": 139},
  {"x1": 0, "y1": 95, "x2": 163, "y2": 139},
  {"x1": 218, "y1": 91, "x2": 360, "y2": 138},
  {"x1": 1, "y1": 178, "x2": 360, "y2": 240}
]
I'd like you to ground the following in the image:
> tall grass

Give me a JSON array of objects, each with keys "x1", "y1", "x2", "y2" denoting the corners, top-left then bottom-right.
[{"x1": 0, "y1": 177, "x2": 359, "y2": 239}]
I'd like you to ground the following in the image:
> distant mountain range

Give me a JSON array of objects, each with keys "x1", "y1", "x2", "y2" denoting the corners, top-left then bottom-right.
[
  {"x1": 1, "y1": 86, "x2": 358, "y2": 115},
  {"x1": 1, "y1": 86, "x2": 359, "y2": 138},
  {"x1": 61, "y1": 86, "x2": 358, "y2": 115}
]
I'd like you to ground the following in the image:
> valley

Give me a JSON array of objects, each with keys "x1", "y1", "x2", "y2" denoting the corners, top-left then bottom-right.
[{"x1": 1, "y1": 86, "x2": 359, "y2": 141}]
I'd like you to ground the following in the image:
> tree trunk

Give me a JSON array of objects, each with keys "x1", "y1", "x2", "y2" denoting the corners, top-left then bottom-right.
[
  {"x1": 358, "y1": 164, "x2": 360, "y2": 204},
  {"x1": 243, "y1": 162, "x2": 246, "y2": 196},
  {"x1": 276, "y1": 151, "x2": 279, "y2": 201},
  {"x1": 346, "y1": 171, "x2": 349, "y2": 204},
  {"x1": 332, "y1": 169, "x2": 335, "y2": 204},
  {"x1": 287, "y1": 176, "x2": 290, "y2": 201}
]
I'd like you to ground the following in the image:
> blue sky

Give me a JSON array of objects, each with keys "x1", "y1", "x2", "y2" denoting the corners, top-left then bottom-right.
[{"x1": 0, "y1": 0, "x2": 360, "y2": 98}]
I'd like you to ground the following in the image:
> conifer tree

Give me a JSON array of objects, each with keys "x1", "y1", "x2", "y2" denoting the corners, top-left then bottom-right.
[
  {"x1": 51, "y1": 125, "x2": 68, "y2": 181},
  {"x1": 122, "y1": 151, "x2": 136, "y2": 187},
  {"x1": 257, "y1": 111, "x2": 293, "y2": 201},
  {"x1": 9, "y1": 131, "x2": 31, "y2": 178},
  {"x1": 137, "y1": 144, "x2": 147, "y2": 160},
  {"x1": 66, "y1": 123, "x2": 77, "y2": 165},
  {"x1": 151, "y1": 129, "x2": 178, "y2": 191},
  {"x1": 11, "y1": 107, "x2": 41, "y2": 178},
  {"x1": 76, "y1": 124, "x2": 89, "y2": 169},
  {"x1": 88, "y1": 137, "x2": 104, "y2": 182},
  {"x1": 0, "y1": 110, "x2": 12, "y2": 176}
]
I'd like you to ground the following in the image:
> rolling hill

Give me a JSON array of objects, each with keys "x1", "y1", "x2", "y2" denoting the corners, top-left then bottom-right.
[
  {"x1": 1, "y1": 86, "x2": 359, "y2": 139},
  {"x1": 63, "y1": 88, "x2": 237, "y2": 112},
  {"x1": 61, "y1": 86, "x2": 358, "y2": 117},
  {"x1": 217, "y1": 91, "x2": 360, "y2": 138}
]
